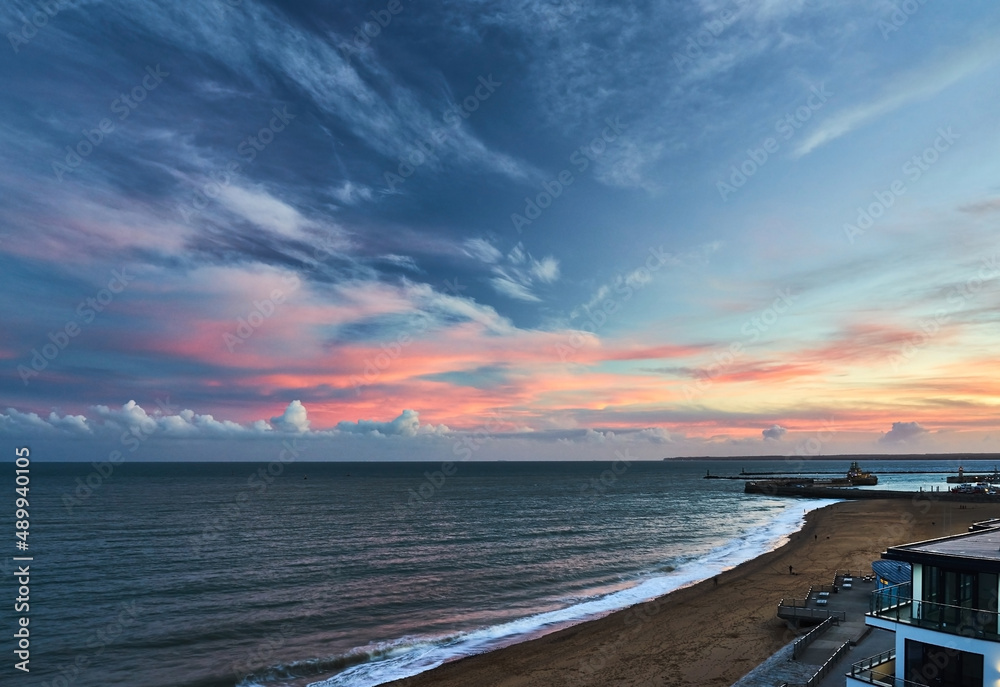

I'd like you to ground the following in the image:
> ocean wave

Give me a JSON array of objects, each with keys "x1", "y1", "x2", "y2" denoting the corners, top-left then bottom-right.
[{"x1": 248, "y1": 499, "x2": 839, "y2": 687}]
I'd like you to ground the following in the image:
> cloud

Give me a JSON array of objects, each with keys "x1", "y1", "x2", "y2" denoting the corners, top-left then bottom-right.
[
  {"x1": 879, "y1": 421, "x2": 927, "y2": 444},
  {"x1": 0, "y1": 408, "x2": 92, "y2": 436},
  {"x1": 217, "y1": 185, "x2": 315, "y2": 240},
  {"x1": 93, "y1": 400, "x2": 159, "y2": 434},
  {"x1": 959, "y1": 198, "x2": 1000, "y2": 215},
  {"x1": 378, "y1": 254, "x2": 421, "y2": 271},
  {"x1": 530, "y1": 256, "x2": 560, "y2": 283},
  {"x1": 1, "y1": 401, "x2": 460, "y2": 442},
  {"x1": 762, "y1": 424, "x2": 787, "y2": 440},
  {"x1": 794, "y1": 41, "x2": 998, "y2": 157},
  {"x1": 489, "y1": 243, "x2": 560, "y2": 301},
  {"x1": 583, "y1": 428, "x2": 615, "y2": 443},
  {"x1": 636, "y1": 427, "x2": 672, "y2": 444},
  {"x1": 490, "y1": 273, "x2": 541, "y2": 302},
  {"x1": 270, "y1": 400, "x2": 310, "y2": 433},
  {"x1": 463, "y1": 238, "x2": 503, "y2": 264},
  {"x1": 336, "y1": 408, "x2": 447, "y2": 437},
  {"x1": 0, "y1": 401, "x2": 294, "y2": 439},
  {"x1": 572, "y1": 241, "x2": 721, "y2": 318},
  {"x1": 159, "y1": 409, "x2": 267, "y2": 437},
  {"x1": 330, "y1": 181, "x2": 374, "y2": 206}
]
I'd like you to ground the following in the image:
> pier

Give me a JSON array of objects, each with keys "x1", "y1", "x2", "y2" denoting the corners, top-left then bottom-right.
[
  {"x1": 743, "y1": 482, "x2": 1000, "y2": 501},
  {"x1": 705, "y1": 469, "x2": 970, "y2": 479}
]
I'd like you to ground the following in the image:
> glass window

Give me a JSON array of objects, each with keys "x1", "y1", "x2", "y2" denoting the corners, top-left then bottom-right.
[
  {"x1": 905, "y1": 639, "x2": 983, "y2": 687},
  {"x1": 924, "y1": 565, "x2": 940, "y2": 603}
]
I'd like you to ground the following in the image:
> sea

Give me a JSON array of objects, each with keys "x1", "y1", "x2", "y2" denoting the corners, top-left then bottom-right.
[{"x1": 10, "y1": 457, "x2": 993, "y2": 687}]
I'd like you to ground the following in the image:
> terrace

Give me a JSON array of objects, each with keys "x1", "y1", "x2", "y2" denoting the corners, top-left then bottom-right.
[{"x1": 867, "y1": 582, "x2": 1000, "y2": 641}]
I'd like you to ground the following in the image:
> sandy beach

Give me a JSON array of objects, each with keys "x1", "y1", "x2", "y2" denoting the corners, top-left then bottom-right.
[{"x1": 386, "y1": 498, "x2": 1000, "y2": 687}]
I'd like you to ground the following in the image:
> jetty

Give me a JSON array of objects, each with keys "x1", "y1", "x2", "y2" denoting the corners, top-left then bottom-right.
[
  {"x1": 743, "y1": 481, "x2": 1000, "y2": 501},
  {"x1": 944, "y1": 465, "x2": 1000, "y2": 483}
]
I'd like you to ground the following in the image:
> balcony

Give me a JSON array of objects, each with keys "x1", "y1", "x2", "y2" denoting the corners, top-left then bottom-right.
[
  {"x1": 847, "y1": 648, "x2": 897, "y2": 686},
  {"x1": 868, "y1": 583, "x2": 1000, "y2": 641}
]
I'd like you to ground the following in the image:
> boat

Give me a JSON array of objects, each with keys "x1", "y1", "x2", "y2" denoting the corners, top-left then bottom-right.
[{"x1": 846, "y1": 461, "x2": 878, "y2": 486}]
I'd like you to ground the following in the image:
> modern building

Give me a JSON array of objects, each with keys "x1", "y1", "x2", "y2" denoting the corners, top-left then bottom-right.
[{"x1": 848, "y1": 523, "x2": 1000, "y2": 687}]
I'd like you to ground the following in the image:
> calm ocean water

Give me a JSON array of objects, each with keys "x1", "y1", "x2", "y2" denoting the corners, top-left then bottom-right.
[{"x1": 9, "y1": 457, "x2": 986, "y2": 687}]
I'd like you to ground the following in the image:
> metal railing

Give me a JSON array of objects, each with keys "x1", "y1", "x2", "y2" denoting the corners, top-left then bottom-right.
[
  {"x1": 793, "y1": 615, "x2": 839, "y2": 659},
  {"x1": 779, "y1": 585, "x2": 815, "y2": 609},
  {"x1": 804, "y1": 639, "x2": 851, "y2": 687},
  {"x1": 870, "y1": 582, "x2": 911, "y2": 614},
  {"x1": 848, "y1": 648, "x2": 894, "y2": 683},
  {"x1": 835, "y1": 568, "x2": 867, "y2": 580},
  {"x1": 847, "y1": 649, "x2": 929, "y2": 687},
  {"x1": 868, "y1": 583, "x2": 1000, "y2": 641}
]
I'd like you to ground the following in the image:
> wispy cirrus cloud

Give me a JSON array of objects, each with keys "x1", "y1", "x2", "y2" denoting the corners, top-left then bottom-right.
[
  {"x1": 794, "y1": 38, "x2": 999, "y2": 157},
  {"x1": 488, "y1": 242, "x2": 560, "y2": 302}
]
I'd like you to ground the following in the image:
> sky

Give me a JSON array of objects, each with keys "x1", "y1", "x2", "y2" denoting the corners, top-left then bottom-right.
[{"x1": 2, "y1": 0, "x2": 1000, "y2": 461}]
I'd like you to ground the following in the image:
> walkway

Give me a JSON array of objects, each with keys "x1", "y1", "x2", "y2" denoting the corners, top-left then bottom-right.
[{"x1": 731, "y1": 573, "x2": 893, "y2": 687}]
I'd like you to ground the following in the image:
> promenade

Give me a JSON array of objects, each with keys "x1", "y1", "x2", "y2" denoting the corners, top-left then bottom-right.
[{"x1": 731, "y1": 572, "x2": 894, "y2": 687}]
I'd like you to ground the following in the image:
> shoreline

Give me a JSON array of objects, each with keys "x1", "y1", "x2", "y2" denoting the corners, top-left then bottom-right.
[{"x1": 385, "y1": 498, "x2": 1000, "y2": 687}]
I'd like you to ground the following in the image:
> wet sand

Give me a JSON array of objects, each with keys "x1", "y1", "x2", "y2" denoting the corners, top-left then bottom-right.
[{"x1": 386, "y1": 498, "x2": 1000, "y2": 687}]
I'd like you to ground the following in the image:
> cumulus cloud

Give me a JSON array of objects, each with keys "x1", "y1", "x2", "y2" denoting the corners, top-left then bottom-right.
[
  {"x1": 0, "y1": 400, "x2": 304, "y2": 439},
  {"x1": 880, "y1": 421, "x2": 927, "y2": 444},
  {"x1": 93, "y1": 400, "x2": 159, "y2": 434},
  {"x1": 583, "y1": 428, "x2": 616, "y2": 443},
  {"x1": 762, "y1": 424, "x2": 787, "y2": 441},
  {"x1": 158, "y1": 409, "x2": 269, "y2": 437},
  {"x1": 636, "y1": 427, "x2": 672, "y2": 444},
  {"x1": 0, "y1": 408, "x2": 92, "y2": 436},
  {"x1": 1, "y1": 401, "x2": 455, "y2": 442},
  {"x1": 335, "y1": 408, "x2": 447, "y2": 437},
  {"x1": 270, "y1": 400, "x2": 310, "y2": 433}
]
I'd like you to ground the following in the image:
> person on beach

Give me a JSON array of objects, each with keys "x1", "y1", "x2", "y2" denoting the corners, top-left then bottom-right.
[{"x1": 788, "y1": 565, "x2": 793, "y2": 575}]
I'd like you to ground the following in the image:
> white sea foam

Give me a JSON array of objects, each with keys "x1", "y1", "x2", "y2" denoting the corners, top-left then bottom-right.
[{"x1": 292, "y1": 498, "x2": 840, "y2": 687}]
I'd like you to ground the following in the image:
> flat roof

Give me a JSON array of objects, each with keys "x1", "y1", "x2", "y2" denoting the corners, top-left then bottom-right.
[{"x1": 884, "y1": 527, "x2": 1000, "y2": 572}]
